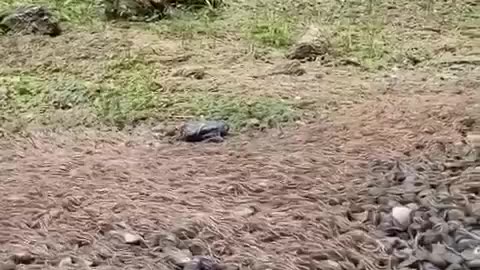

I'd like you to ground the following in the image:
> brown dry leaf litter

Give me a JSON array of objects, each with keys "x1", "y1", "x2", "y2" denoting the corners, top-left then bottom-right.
[{"x1": 0, "y1": 93, "x2": 476, "y2": 270}]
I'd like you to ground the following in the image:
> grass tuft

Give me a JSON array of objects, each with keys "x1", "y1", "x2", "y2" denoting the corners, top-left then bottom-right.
[{"x1": 0, "y1": 72, "x2": 300, "y2": 131}]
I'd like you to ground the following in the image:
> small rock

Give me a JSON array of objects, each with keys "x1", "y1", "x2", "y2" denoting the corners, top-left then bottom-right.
[
  {"x1": 286, "y1": 25, "x2": 330, "y2": 60},
  {"x1": 10, "y1": 252, "x2": 34, "y2": 265},
  {"x1": 164, "y1": 248, "x2": 193, "y2": 267},
  {"x1": 232, "y1": 205, "x2": 256, "y2": 217},
  {"x1": 0, "y1": 5, "x2": 61, "y2": 36},
  {"x1": 58, "y1": 257, "x2": 73, "y2": 267},
  {"x1": 467, "y1": 133, "x2": 480, "y2": 149},
  {"x1": 183, "y1": 256, "x2": 220, "y2": 270},
  {"x1": 123, "y1": 232, "x2": 144, "y2": 245},
  {"x1": 350, "y1": 211, "x2": 369, "y2": 223},
  {"x1": 391, "y1": 206, "x2": 412, "y2": 228},
  {"x1": 179, "y1": 120, "x2": 229, "y2": 142}
]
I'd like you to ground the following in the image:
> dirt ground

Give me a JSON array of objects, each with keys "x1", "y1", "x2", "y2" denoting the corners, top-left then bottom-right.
[
  {"x1": 1, "y1": 5, "x2": 480, "y2": 269},
  {"x1": 0, "y1": 86, "x2": 479, "y2": 270}
]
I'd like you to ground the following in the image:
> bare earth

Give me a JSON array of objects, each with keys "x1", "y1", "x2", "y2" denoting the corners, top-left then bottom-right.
[{"x1": 0, "y1": 26, "x2": 480, "y2": 270}]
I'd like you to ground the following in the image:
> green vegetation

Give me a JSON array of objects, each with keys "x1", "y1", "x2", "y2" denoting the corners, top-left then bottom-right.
[
  {"x1": 0, "y1": 71, "x2": 299, "y2": 130},
  {"x1": 0, "y1": 0, "x2": 478, "y2": 132}
]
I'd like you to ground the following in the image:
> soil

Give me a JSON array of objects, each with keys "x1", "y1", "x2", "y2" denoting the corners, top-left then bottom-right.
[{"x1": 0, "y1": 26, "x2": 480, "y2": 270}]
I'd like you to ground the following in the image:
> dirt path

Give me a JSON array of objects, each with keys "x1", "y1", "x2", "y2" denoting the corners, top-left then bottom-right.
[{"x1": 0, "y1": 89, "x2": 476, "y2": 269}]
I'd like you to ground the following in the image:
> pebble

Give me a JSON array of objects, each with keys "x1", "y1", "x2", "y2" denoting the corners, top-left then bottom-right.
[
  {"x1": 392, "y1": 206, "x2": 412, "y2": 228},
  {"x1": 123, "y1": 232, "x2": 144, "y2": 245},
  {"x1": 232, "y1": 205, "x2": 256, "y2": 217},
  {"x1": 183, "y1": 256, "x2": 219, "y2": 270},
  {"x1": 59, "y1": 257, "x2": 73, "y2": 267},
  {"x1": 164, "y1": 248, "x2": 192, "y2": 267}
]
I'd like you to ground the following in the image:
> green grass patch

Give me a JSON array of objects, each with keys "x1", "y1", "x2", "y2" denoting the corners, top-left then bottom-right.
[
  {"x1": 1, "y1": 0, "x2": 479, "y2": 133},
  {"x1": 330, "y1": 17, "x2": 391, "y2": 70},
  {"x1": 245, "y1": 11, "x2": 295, "y2": 48},
  {"x1": 154, "y1": 8, "x2": 223, "y2": 39},
  {"x1": 3, "y1": 0, "x2": 475, "y2": 70},
  {"x1": 0, "y1": 72, "x2": 300, "y2": 131}
]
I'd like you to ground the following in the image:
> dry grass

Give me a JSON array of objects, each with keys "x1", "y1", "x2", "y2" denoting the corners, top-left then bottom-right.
[
  {"x1": 0, "y1": 0, "x2": 479, "y2": 131},
  {"x1": 0, "y1": 0, "x2": 479, "y2": 269},
  {"x1": 0, "y1": 93, "x2": 474, "y2": 269}
]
